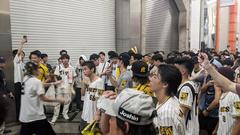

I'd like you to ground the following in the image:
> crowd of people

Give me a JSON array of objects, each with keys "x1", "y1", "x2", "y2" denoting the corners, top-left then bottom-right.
[{"x1": 1, "y1": 37, "x2": 240, "y2": 135}]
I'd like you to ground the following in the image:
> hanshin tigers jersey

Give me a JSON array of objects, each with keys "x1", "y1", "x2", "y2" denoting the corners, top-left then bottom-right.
[
  {"x1": 217, "y1": 92, "x2": 240, "y2": 135},
  {"x1": 154, "y1": 97, "x2": 186, "y2": 135},
  {"x1": 177, "y1": 81, "x2": 199, "y2": 135}
]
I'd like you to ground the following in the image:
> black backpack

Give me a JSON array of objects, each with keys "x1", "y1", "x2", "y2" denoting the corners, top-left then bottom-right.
[{"x1": 177, "y1": 82, "x2": 197, "y2": 126}]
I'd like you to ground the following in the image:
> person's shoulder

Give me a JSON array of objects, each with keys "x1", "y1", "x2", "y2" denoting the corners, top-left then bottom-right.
[{"x1": 39, "y1": 64, "x2": 48, "y2": 70}]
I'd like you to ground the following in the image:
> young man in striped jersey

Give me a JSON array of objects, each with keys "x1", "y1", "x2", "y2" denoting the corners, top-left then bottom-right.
[
  {"x1": 174, "y1": 57, "x2": 199, "y2": 135},
  {"x1": 213, "y1": 67, "x2": 240, "y2": 135},
  {"x1": 79, "y1": 61, "x2": 104, "y2": 132},
  {"x1": 149, "y1": 64, "x2": 185, "y2": 135}
]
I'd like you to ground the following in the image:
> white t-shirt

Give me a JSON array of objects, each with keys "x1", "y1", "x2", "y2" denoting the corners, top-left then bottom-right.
[
  {"x1": 81, "y1": 78, "x2": 104, "y2": 123},
  {"x1": 218, "y1": 92, "x2": 240, "y2": 135},
  {"x1": 177, "y1": 81, "x2": 199, "y2": 135},
  {"x1": 13, "y1": 55, "x2": 24, "y2": 83},
  {"x1": 97, "y1": 61, "x2": 110, "y2": 83},
  {"x1": 19, "y1": 76, "x2": 46, "y2": 123},
  {"x1": 106, "y1": 64, "x2": 118, "y2": 86},
  {"x1": 154, "y1": 97, "x2": 186, "y2": 135},
  {"x1": 54, "y1": 65, "x2": 77, "y2": 93}
]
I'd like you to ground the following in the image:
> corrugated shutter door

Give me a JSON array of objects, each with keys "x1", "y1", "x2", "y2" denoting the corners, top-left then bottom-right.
[
  {"x1": 10, "y1": 0, "x2": 115, "y2": 65},
  {"x1": 144, "y1": 0, "x2": 179, "y2": 54}
]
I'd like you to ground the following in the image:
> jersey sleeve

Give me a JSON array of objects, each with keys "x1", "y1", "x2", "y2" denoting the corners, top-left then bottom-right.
[
  {"x1": 178, "y1": 86, "x2": 193, "y2": 109},
  {"x1": 54, "y1": 66, "x2": 60, "y2": 76},
  {"x1": 72, "y1": 68, "x2": 77, "y2": 77},
  {"x1": 231, "y1": 93, "x2": 240, "y2": 118}
]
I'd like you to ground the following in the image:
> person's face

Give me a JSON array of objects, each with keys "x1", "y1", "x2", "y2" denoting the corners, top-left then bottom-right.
[
  {"x1": 62, "y1": 58, "x2": 69, "y2": 66},
  {"x1": 58, "y1": 59, "x2": 62, "y2": 65},
  {"x1": 130, "y1": 56, "x2": 135, "y2": 65},
  {"x1": 109, "y1": 117, "x2": 126, "y2": 135},
  {"x1": 117, "y1": 59, "x2": 122, "y2": 67},
  {"x1": 83, "y1": 66, "x2": 92, "y2": 77},
  {"x1": 30, "y1": 54, "x2": 40, "y2": 64},
  {"x1": 100, "y1": 54, "x2": 105, "y2": 62},
  {"x1": 143, "y1": 56, "x2": 149, "y2": 63},
  {"x1": 79, "y1": 59, "x2": 85, "y2": 65},
  {"x1": 153, "y1": 60, "x2": 161, "y2": 66},
  {"x1": 149, "y1": 70, "x2": 165, "y2": 92},
  {"x1": 112, "y1": 58, "x2": 118, "y2": 64},
  {"x1": 94, "y1": 59, "x2": 100, "y2": 66},
  {"x1": 43, "y1": 57, "x2": 48, "y2": 63}
]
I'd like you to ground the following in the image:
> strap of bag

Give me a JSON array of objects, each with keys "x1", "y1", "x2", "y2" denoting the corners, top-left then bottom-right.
[{"x1": 177, "y1": 82, "x2": 196, "y2": 126}]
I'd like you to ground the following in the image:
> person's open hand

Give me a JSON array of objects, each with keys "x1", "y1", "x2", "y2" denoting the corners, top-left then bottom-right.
[
  {"x1": 21, "y1": 37, "x2": 27, "y2": 44},
  {"x1": 198, "y1": 53, "x2": 210, "y2": 69},
  {"x1": 102, "y1": 91, "x2": 117, "y2": 100}
]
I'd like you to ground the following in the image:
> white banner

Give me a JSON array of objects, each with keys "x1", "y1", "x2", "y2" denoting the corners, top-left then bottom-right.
[
  {"x1": 221, "y1": 0, "x2": 234, "y2": 7},
  {"x1": 207, "y1": 0, "x2": 234, "y2": 7}
]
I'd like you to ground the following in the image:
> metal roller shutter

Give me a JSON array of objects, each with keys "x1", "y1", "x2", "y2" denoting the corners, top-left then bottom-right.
[
  {"x1": 10, "y1": 0, "x2": 115, "y2": 65},
  {"x1": 144, "y1": 0, "x2": 179, "y2": 54}
]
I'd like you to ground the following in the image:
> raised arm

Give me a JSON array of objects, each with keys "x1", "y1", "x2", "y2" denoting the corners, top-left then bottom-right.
[
  {"x1": 17, "y1": 37, "x2": 27, "y2": 56},
  {"x1": 199, "y1": 53, "x2": 236, "y2": 94}
]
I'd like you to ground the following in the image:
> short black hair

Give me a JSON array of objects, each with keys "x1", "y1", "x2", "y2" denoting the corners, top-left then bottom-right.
[
  {"x1": 12, "y1": 49, "x2": 18, "y2": 57},
  {"x1": 12, "y1": 49, "x2": 25, "y2": 58},
  {"x1": 90, "y1": 53, "x2": 100, "y2": 61},
  {"x1": 174, "y1": 57, "x2": 194, "y2": 75},
  {"x1": 29, "y1": 50, "x2": 41, "y2": 59},
  {"x1": 152, "y1": 54, "x2": 163, "y2": 62},
  {"x1": 158, "y1": 64, "x2": 182, "y2": 96},
  {"x1": 60, "y1": 50, "x2": 67, "y2": 55},
  {"x1": 25, "y1": 61, "x2": 39, "y2": 76},
  {"x1": 61, "y1": 54, "x2": 70, "y2": 60},
  {"x1": 132, "y1": 76, "x2": 149, "y2": 85},
  {"x1": 222, "y1": 58, "x2": 234, "y2": 67},
  {"x1": 134, "y1": 54, "x2": 143, "y2": 60},
  {"x1": 164, "y1": 57, "x2": 175, "y2": 65},
  {"x1": 116, "y1": 117, "x2": 156, "y2": 135},
  {"x1": 82, "y1": 61, "x2": 96, "y2": 73},
  {"x1": 99, "y1": 51, "x2": 105, "y2": 56},
  {"x1": 108, "y1": 51, "x2": 118, "y2": 59},
  {"x1": 41, "y1": 53, "x2": 48, "y2": 59}
]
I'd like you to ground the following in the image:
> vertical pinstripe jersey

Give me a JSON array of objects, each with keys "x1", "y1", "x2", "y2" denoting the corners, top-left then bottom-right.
[
  {"x1": 177, "y1": 81, "x2": 199, "y2": 135},
  {"x1": 217, "y1": 92, "x2": 240, "y2": 135},
  {"x1": 81, "y1": 78, "x2": 104, "y2": 123},
  {"x1": 154, "y1": 97, "x2": 186, "y2": 135}
]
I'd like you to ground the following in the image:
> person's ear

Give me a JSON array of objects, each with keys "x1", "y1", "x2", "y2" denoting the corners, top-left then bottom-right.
[
  {"x1": 162, "y1": 82, "x2": 168, "y2": 90},
  {"x1": 124, "y1": 122, "x2": 130, "y2": 134},
  {"x1": 91, "y1": 68, "x2": 94, "y2": 73}
]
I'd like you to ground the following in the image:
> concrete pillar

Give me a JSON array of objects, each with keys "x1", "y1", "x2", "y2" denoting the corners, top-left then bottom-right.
[
  {"x1": 0, "y1": 0, "x2": 15, "y2": 122},
  {"x1": 175, "y1": 0, "x2": 190, "y2": 51}
]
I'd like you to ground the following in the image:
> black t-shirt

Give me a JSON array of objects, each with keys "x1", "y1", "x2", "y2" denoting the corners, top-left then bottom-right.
[{"x1": 0, "y1": 69, "x2": 9, "y2": 94}]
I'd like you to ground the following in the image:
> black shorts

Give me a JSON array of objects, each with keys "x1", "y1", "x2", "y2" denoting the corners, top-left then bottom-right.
[
  {"x1": 20, "y1": 119, "x2": 56, "y2": 135},
  {"x1": 199, "y1": 112, "x2": 218, "y2": 134}
]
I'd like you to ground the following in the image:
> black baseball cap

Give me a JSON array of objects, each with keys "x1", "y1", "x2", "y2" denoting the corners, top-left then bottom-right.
[
  {"x1": 0, "y1": 56, "x2": 6, "y2": 63},
  {"x1": 108, "y1": 51, "x2": 118, "y2": 59},
  {"x1": 119, "y1": 52, "x2": 131, "y2": 62},
  {"x1": 132, "y1": 61, "x2": 149, "y2": 77},
  {"x1": 90, "y1": 53, "x2": 100, "y2": 61}
]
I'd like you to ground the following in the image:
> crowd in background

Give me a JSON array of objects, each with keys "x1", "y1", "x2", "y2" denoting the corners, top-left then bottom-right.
[{"x1": 1, "y1": 37, "x2": 240, "y2": 135}]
